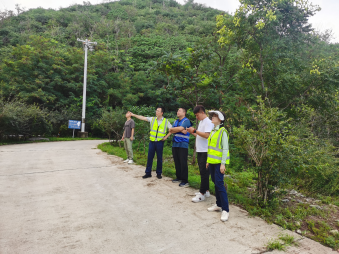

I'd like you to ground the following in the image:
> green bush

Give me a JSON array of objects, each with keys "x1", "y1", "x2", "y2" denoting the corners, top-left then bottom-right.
[
  {"x1": 59, "y1": 124, "x2": 72, "y2": 137},
  {"x1": 233, "y1": 98, "x2": 338, "y2": 205},
  {"x1": 99, "y1": 107, "x2": 125, "y2": 142},
  {"x1": 0, "y1": 99, "x2": 51, "y2": 139}
]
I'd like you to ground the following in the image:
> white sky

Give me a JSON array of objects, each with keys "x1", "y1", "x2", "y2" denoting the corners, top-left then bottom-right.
[{"x1": 1, "y1": 0, "x2": 338, "y2": 43}]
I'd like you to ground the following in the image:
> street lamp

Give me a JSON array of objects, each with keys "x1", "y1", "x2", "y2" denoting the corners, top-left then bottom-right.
[{"x1": 77, "y1": 38, "x2": 97, "y2": 137}]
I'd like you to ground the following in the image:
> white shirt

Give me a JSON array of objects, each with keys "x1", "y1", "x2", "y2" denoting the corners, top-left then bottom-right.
[{"x1": 196, "y1": 117, "x2": 214, "y2": 152}]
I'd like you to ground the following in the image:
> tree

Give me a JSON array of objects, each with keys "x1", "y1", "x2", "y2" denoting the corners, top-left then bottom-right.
[
  {"x1": 154, "y1": 45, "x2": 214, "y2": 108},
  {"x1": 99, "y1": 108, "x2": 125, "y2": 145},
  {"x1": 233, "y1": 98, "x2": 337, "y2": 204},
  {"x1": 216, "y1": 0, "x2": 322, "y2": 106},
  {"x1": 0, "y1": 99, "x2": 51, "y2": 139}
]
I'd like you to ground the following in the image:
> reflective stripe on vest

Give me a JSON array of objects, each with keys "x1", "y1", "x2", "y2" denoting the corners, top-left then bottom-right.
[
  {"x1": 207, "y1": 127, "x2": 230, "y2": 164},
  {"x1": 174, "y1": 134, "x2": 189, "y2": 139},
  {"x1": 173, "y1": 117, "x2": 190, "y2": 143},
  {"x1": 150, "y1": 118, "x2": 169, "y2": 141}
]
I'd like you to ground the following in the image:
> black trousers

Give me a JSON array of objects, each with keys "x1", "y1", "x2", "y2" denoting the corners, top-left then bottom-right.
[
  {"x1": 197, "y1": 152, "x2": 210, "y2": 194},
  {"x1": 172, "y1": 147, "x2": 188, "y2": 183}
]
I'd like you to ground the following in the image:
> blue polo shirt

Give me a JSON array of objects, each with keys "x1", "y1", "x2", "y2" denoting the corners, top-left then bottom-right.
[{"x1": 172, "y1": 119, "x2": 191, "y2": 149}]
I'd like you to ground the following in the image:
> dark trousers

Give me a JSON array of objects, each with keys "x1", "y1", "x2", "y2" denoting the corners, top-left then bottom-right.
[
  {"x1": 145, "y1": 141, "x2": 164, "y2": 175},
  {"x1": 197, "y1": 152, "x2": 210, "y2": 194},
  {"x1": 209, "y1": 163, "x2": 229, "y2": 212},
  {"x1": 172, "y1": 147, "x2": 188, "y2": 183}
]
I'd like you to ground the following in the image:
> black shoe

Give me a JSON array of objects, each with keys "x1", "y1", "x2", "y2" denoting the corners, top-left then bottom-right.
[
  {"x1": 157, "y1": 174, "x2": 162, "y2": 179},
  {"x1": 142, "y1": 174, "x2": 152, "y2": 179},
  {"x1": 179, "y1": 182, "x2": 189, "y2": 187},
  {"x1": 172, "y1": 178, "x2": 180, "y2": 183}
]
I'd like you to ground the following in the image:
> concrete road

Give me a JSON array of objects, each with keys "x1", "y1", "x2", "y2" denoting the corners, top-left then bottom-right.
[{"x1": 0, "y1": 141, "x2": 334, "y2": 254}]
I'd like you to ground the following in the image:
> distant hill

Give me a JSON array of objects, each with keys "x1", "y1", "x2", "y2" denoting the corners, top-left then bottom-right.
[{"x1": 0, "y1": 0, "x2": 223, "y2": 71}]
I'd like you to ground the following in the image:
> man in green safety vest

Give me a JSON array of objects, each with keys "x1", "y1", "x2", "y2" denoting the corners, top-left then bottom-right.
[{"x1": 129, "y1": 107, "x2": 172, "y2": 179}]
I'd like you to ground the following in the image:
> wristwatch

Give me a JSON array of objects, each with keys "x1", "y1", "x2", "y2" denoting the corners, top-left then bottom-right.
[{"x1": 193, "y1": 129, "x2": 197, "y2": 133}]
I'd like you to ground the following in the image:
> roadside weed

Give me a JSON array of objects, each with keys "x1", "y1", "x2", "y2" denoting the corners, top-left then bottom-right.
[
  {"x1": 279, "y1": 234, "x2": 298, "y2": 246},
  {"x1": 266, "y1": 234, "x2": 298, "y2": 251},
  {"x1": 266, "y1": 239, "x2": 285, "y2": 251}
]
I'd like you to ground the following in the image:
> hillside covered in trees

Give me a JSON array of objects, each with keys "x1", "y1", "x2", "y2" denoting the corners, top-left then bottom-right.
[{"x1": 0, "y1": 0, "x2": 222, "y2": 113}]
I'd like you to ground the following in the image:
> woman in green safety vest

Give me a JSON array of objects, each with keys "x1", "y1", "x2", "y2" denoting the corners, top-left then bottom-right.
[{"x1": 206, "y1": 110, "x2": 230, "y2": 222}]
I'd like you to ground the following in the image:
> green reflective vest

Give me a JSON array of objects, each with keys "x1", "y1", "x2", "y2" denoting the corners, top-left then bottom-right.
[
  {"x1": 150, "y1": 117, "x2": 169, "y2": 141},
  {"x1": 207, "y1": 127, "x2": 230, "y2": 164}
]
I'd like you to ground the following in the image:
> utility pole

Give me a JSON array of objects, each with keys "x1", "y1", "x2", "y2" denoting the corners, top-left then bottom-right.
[{"x1": 77, "y1": 38, "x2": 97, "y2": 137}]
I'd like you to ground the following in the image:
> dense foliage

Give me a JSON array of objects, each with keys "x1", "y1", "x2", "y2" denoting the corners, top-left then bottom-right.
[
  {"x1": 0, "y1": 0, "x2": 222, "y2": 136},
  {"x1": 0, "y1": 0, "x2": 222, "y2": 112}
]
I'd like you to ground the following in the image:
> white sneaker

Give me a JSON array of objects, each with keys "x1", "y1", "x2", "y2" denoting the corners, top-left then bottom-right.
[
  {"x1": 128, "y1": 160, "x2": 134, "y2": 164},
  {"x1": 123, "y1": 159, "x2": 129, "y2": 163},
  {"x1": 221, "y1": 210, "x2": 229, "y2": 222},
  {"x1": 192, "y1": 193, "x2": 205, "y2": 202},
  {"x1": 207, "y1": 204, "x2": 222, "y2": 212},
  {"x1": 194, "y1": 190, "x2": 210, "y2": 198}
]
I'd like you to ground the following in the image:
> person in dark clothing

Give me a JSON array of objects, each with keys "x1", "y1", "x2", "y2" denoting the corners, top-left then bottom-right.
[{"x1": 169, "y1": 108, "x2": 192, "y2": 187}]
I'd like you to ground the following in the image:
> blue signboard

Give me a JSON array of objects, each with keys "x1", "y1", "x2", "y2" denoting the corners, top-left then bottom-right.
[{"x1": 68, "y1": 120, "x2": 81, "y2": 129}]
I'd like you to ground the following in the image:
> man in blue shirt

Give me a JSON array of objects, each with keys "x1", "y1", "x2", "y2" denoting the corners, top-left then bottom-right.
[{"x1": 169, "y1": 108, "x2": 192, "y2": 187}]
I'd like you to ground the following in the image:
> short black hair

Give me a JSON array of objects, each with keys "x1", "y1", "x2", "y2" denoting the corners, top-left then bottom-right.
[
  {"x1": 193, "y1": 105, "x2": 205, "y2": 114},
  {"x1": 157, "y1": 107, "x2": 165, "y2": 114},
  {"x1": 179, "y1": 107, "x2": 187, "y2": 114}
]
